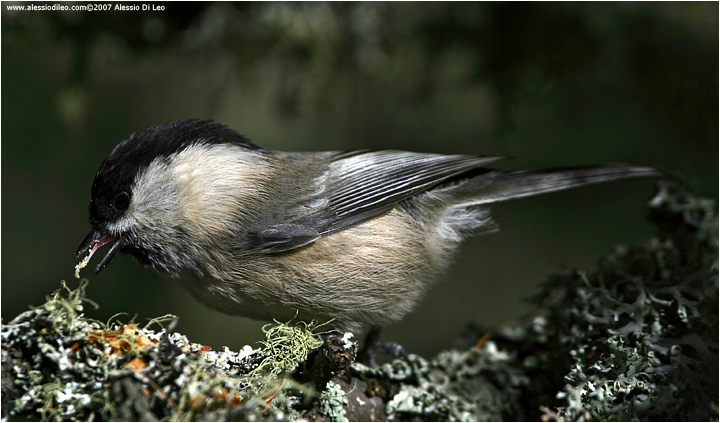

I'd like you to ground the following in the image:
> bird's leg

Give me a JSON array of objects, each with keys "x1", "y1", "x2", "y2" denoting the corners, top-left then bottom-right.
[{"x1": 357, "y1": 325, "x2": 409, "y2": 367}]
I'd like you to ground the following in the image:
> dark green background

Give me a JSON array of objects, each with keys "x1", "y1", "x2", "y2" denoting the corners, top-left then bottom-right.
[{"x1": 2, "y1": 2, "x2": 717, "y2": 356}]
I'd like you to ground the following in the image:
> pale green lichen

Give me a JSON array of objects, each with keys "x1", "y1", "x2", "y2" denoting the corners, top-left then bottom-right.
[
  {"x1": 2, "y1": 281, "x2": 301, "y2": 421},
  {"x1": 319, "y1": 380, "x2": 349, "y2": 422},
  {"x1": 243, "y1": 319, "x2": 325, "y2": 392},
  {"x1": 356, "y1": 345, "x2": 528, "y2": 421},
  {"x1": 525, "y1": 182, "x2": 719, "y2": 421},
  {"x1": 1, "y1": 283, "x2": 335, "y2": 421}
]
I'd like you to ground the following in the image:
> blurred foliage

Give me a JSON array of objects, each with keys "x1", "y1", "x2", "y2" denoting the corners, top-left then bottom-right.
[{"x1": 2, "y1": 3, "x2": 717, "y2": 356}]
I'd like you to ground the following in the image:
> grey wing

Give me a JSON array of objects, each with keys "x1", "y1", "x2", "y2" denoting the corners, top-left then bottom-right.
[
  {"x1": 246, "y1": 150, "x2": 502, "y2": 252},
  {"x1": 317, "y1": 150, "x2": 502, "y2": 234}
]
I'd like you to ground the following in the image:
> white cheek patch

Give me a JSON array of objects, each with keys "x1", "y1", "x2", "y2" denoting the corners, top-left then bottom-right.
[
  {"x1": 129, "y1": 160, "x2": 178, "y2": 231},
  {"x1": 170, "y1": 144, "x2": 272, "y2": 241}
]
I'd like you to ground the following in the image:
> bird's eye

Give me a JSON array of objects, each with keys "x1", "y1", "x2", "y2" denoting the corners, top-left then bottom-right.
[{"x1": 114, "y1": 191, "x2": 131, "y2": 211}]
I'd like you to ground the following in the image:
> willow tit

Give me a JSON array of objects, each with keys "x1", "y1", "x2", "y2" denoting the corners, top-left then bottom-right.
[{"x1": 76, "y1": 119, "x2": 658, "y2": 335}]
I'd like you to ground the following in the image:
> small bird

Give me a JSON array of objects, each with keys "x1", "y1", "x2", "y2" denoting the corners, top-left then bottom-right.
[{"x1": 76, "y1": 119, "x2": 658, "y2": 341}]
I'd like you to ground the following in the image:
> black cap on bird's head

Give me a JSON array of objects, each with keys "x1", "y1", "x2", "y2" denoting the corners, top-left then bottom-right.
[{"x1": 75, "y1": 119, "x2": 261, "y2": 275}]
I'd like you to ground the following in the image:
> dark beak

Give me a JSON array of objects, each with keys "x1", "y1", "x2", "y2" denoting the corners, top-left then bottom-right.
[{"x1": 75, "y1": 229, "x2": 124, "y2": 275}]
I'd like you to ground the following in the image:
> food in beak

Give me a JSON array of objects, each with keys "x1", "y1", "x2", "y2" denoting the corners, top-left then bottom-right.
[{"x1": 74, "y1": 231, "x2": 121, "y2": 278}]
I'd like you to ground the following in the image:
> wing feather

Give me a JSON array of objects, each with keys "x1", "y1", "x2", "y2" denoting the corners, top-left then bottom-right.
[
  {"x1": 248, "y1": 150, "x2": 501, "y2": 252},
  {"x1": 319, "y1": 151, "x2": 501, "y2": 233}
]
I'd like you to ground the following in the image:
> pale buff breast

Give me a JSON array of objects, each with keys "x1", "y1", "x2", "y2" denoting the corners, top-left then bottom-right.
[{"x1": 174, "y1": 207, "x2": 458, "y2": 333}]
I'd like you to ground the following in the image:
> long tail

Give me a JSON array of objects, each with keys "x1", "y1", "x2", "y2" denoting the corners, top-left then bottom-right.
[{"x1": 446, "y1": 163, "x2": 661, "y2": 205}]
